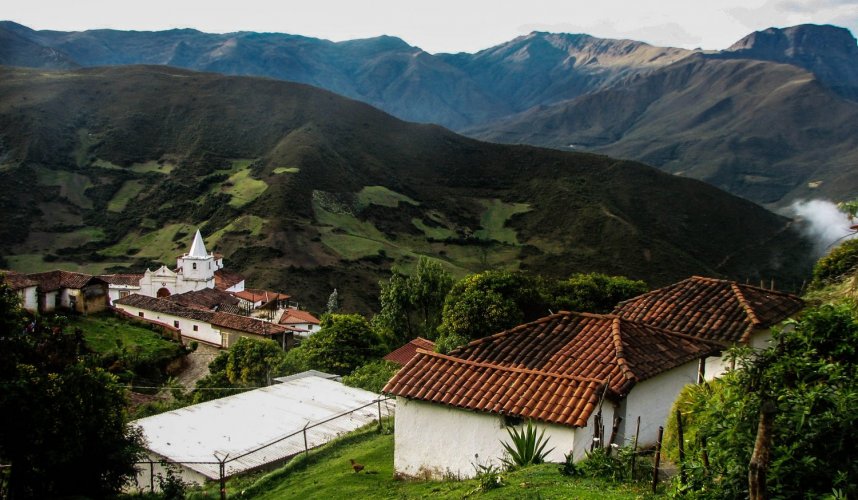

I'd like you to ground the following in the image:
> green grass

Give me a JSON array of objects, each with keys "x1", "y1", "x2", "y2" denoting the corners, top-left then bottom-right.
[
  {"x1": 34, "y1": 166, "x2": 95, "y2": 208},
  {"x1": 6, "y1": 254, "x2": 124, "y2": 274},
  {"x1": 411, "y1": 218, "x2": 457, "y2": 240},
  {"x1": 356, "y1": 186, "x2": 418, "y2": 209},
  {"x1": 222, "y1": 169, "x2": 268, "y2": 208},
  {"x1": 107, "y1": 179, "x2": 145, "y2": 212},
  {"x1": 474, "y1": 199, "x2": 531, "y2": 245},
  {"x1": 102, "y1": 223, "x2": 196, "y2": 261},
  {"x1": 208, "y1": 215, "x2": 267, "y2": 245},
  {"x1": 70, "y1": 313, "x2": 181, "y2": 361},
  {"x1": 320, "y1": 234, "x2": 387, "y2": 260},
  {"x1": 130, "y1": 161, "x2": 175, "y2": 175},
  {"x1": 195, "y1": 424, "x2": 655, "y2": 500},
  {"x1": 274, "y1": 167, "x2": 301, "y2": 174}
]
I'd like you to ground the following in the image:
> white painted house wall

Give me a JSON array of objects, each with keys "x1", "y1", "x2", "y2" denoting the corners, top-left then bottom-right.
[
  {"x1": 617, "y1": 359, "x2": 699, "y2": 447},
  {"x1": 114, "y1": 303, "x2": 223, "y2": 347},
  {"x1": 18, "y1": 285, "x2": 38, "y2": 313},
  {"x1": 703, "y1": 328, "x2": 773, "y2": 381},
  {"x1": 394, "y1": 398, "x2": 579, "y2": 480},
  {"x1": 107, "y1": 285, "x2": 141, "y2": 306},
  {"x1": 42, "y1": 290, "x2": 58, "y2": 312}
]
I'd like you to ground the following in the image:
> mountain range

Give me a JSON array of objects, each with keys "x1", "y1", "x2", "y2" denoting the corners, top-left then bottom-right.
[
  {"x1": 1, "y1": 21, "x2": 856, "y2": 208},
  {"x1": 0, "y1": 65, "x2": 812, "y2": 311}
]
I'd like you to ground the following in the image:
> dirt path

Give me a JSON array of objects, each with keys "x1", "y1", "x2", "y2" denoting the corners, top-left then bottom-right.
[{"x1": 173, "y1": 342, "x2": 221, "y2": 390}]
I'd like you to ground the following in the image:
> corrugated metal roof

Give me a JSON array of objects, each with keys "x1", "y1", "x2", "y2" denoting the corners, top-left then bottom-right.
[{"x1": 132, "y1": 376, "x2": 395, "y2": 479}]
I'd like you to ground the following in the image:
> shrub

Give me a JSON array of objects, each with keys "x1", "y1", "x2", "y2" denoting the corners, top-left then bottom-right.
[
  {"x1": 812, "y1": 239, "x2": 858, "y2": 287},
  {"x1": 500, "y1": 420, "x2": 554, "y2": 469},
  {"x1": 342, "y1": 360, "x2": 399, "y2": 393}
]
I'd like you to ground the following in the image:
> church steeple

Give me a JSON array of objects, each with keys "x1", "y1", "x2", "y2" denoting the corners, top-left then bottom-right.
[{"x1": 188, "y1": 229, "x2": 208, "y2": 258}]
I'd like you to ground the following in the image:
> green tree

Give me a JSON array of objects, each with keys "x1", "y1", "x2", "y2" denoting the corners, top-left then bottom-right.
[
  {"x1": 225, "y1": 337, "x2": 284, "y2": 386},
  {"x1": 811, "y1": 239, "x2": 858, "y2": 287},
  {"x1": 543, "y1": 273, "x2": 647, "y2": 313},
  {"x1": 342, "y1": 360, "x2": 400, "y2": 393},
  {"x1": 326, "y1": 288, "x2": 340, "y2": 314},
  {"x1": 666, "y1": 303, "x2": 858, "y2": 498},
  {"x1": 300, "y1": 314, "x2": 383, "y2": 375},
  {"x1": 436, "y1": 270, "x2": 546, "y2": 352},
  {"x1": 0, "y1": 282, "x2": 144, "y2": 498},
  {"x1": 374, "y1": 257, "x2": 453, "y2": 346}
]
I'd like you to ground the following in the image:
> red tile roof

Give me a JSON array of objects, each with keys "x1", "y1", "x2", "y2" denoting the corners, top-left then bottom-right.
[
  {"x1": 278, "y1": 308, "x2": 320, "y2": 326},
  {"x1": 1, "y1": 270, "x2": 38, "y2": 290},
  {"x1": 383, "y1": 337, "x2": 436, "y2": 366},
  {"x1": 98, "y1": 273, "x2": 143, "y2": 286},
  {"x1": 613, "y1": 276, "x2": 804, "y2": 345},
  {"x1": 167, "y1": 288, "x2": 240, "y2": 311},
  {"x1": 214, "y1": 269, "x2": 246, "y2": 291},
  {"x1": 384, "y1": 311, "x2": 720, "y2": 427},
  {"x1": 210, "y1": 312, "x2": 288, "y2": 336},
  {"x1": 27, "y1": 270, "x2": 105, "y2": 291},
  {"x1": 233, "y1": 288, "x2": 291, "y2": 303}
]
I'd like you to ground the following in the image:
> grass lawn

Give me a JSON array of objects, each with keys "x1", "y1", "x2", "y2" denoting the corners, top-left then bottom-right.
[
  {"x1": 70, "y1": 313, "x2": 182, "y2": 361},
  {"x1": 192, "y1": 425, "x2": 658, "y2": 500}
]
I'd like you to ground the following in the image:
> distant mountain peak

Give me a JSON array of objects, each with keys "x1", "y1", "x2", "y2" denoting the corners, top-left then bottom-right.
[{"x1": 727, "y1": 24, "x2": 858, "y2": 57}]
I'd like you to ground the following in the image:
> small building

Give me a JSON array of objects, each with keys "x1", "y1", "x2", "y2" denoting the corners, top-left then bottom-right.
[
  {"x1": 214, "y1": 269, "x2": 246, "y2": 293},
  {"x1": 234, "y1": 288, "x2": 291, "y2": 312},
  {"x1": 114, "y1": 294, "x2": 291, "y2": 349},
  {"x1": 613, "y1": 276, "x2": 804, "y2": 379},
  {"x1": 98, "y1": 273, "x2": 143, "y2": 305},
  {"x1": 166, "y1": 288, "x2": 241, "y2": 312},
  {"x1": 278, "y1": 307, "x2": 321, "y2": 337},
  {"x1": 1, "y1": 270, "x2": 39, "y2": 313},
  {"x1": 26, "y1": 270, "x2": 108, "y2": 314},
  {"x1": 383, "y1": 337, "x2": 435, "y2": 366},
  {"x1": 130, "y1": 375, "x2": 395, "y2": 492},
  {"x1": 383, "y1": 311, "x2": 721, "y2": 479}
]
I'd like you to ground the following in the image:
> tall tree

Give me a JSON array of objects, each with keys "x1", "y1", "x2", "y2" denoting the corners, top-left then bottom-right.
[
  {"x1": 300, "y1": 314, "x2": 383, "y2": 375},
  {"x1": 0, "y1": 282, "x2": 144, "y2": 498},
  {"x1": 374, "y1": 257, "x2": 453, "y2": 347}
]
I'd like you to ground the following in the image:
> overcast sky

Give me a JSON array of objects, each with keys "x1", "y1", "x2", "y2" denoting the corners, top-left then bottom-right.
[{"x1": 4, "y1": 0, "x2": 857, "y2": 54}]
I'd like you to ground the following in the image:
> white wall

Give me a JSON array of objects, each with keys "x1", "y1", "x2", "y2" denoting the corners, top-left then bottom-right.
[
  {"x1": 114, "y1": 303, "x2": 223, "y2": 347},
  {"x1": 618, "y1": 359, "x2": 699, "y2": 447},
  {"x1": 18, "y1": 286, "x2": 38, "y2": 313},
  {"x1": 394, "y1": 398, "x2": 578, "y2": 480},
  {"x1": 702, "y1": 328, "x2": 773, "y2": 381},
  {"x1": 107, "y1": 286, "x2": 141, "y2": 305}
]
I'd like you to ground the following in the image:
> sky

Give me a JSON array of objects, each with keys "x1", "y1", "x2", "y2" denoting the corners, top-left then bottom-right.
[{"x1": 4, "y1": 0, "x2": 858, "y2": 54}]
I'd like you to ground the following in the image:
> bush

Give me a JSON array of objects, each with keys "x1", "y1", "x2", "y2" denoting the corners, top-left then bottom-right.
[
  {"x1": 575, "y1": 446, "x2": 652, "y2": 483},
  {"x1": 342, "y1": 360, "x2": 399, "y2": 393},
  {"x1": 500, "y1": 420, "x2": 554, "y2": 469},
  {"x1": 812, "y1": 239, "x2": 858, "y2": 287}
]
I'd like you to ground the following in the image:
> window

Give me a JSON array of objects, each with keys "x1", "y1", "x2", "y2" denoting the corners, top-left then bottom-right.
[
  {"x1": 138, "y1": 312, "x2": 144, "y2": 318},
  {"x1": 193, "y1": 263, "x2": 197, "y2": 270},
  {"x1": 174, "y1": 320, "x2": 180, "y2": 328},
  {"x1": 193, "y1": 325, "x2": 198, "y2": 332},
  {"x1": 119, "y1": 291, "x2": 129, "y2": 298}
]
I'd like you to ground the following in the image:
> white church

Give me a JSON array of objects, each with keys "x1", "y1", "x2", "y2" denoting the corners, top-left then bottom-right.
[{"x1": 101, "y1": 230, "x2": 245, "y2": 304}]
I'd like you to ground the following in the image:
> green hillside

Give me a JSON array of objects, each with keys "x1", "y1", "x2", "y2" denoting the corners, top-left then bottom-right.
[{"x1": 0, "y1": 65, "x2": 813, "y2": 311}]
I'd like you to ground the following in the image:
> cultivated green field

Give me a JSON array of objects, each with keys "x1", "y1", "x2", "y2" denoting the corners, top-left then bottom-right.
[
  {"x1": 474, "y1": 199, "x2": 531, "y2": 245},
  {"x1": 108, "y1": 179, "x2": 145, "y2": 212}
]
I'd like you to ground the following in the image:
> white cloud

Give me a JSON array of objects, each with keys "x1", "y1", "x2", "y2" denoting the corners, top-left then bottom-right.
[{"x1": 789, "y1": 199, "x2": 857, "y2": 257}]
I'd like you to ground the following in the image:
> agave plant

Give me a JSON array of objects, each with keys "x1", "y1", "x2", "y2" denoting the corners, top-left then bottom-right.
[{"x1": 500, "y1": 420, "x2": 555, "y2": 469}]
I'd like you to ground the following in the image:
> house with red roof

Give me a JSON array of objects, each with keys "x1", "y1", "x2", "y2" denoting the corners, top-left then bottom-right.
[
  {"x1": 383, "y1": 311, "x2": 721, "y2": 479},
  {"x1": 383, "y1": 337, "x2": 435, "y2": 366},
  {"x1": 613, "y1": 276, "x2": 804, "y2": 379},
  {"x1": 278, "y1": 307, "x2": 321, "y2": 337},
  {"x1": 1, "y1": 270, "x2": 39, "y2": 313},
  {"x1": 25, "y1": 270, "x2": 109, "y2": 314}
]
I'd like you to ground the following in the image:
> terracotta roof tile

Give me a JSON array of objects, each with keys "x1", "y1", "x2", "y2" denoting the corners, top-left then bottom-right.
[
  {"x1": 1, "y1": 270, "x2": 38, "y2": 290},
  {"x1": 384, "y1": 311, "x2": 720, "y2": 427},
  {"x1": 27, "y1": 270, "x2": 105, "y2": 291},
  {"x1": 97, "y1": 274, "x2": 143, "y2": 286},
  {"x1": 278, "y1": 308, "x2": 320, "y2": 326},
  {"x1": 233, "y1": 288, "x2": 290, "y2": 303},
  {"x1": 383, "y1": 337, "x2": 436, "y2": 366},
  {"x1": 114, "y1": 294, "x2": 215, "y2": 322},
  {"x1": 167, "y1": 288, "x2": 240, "y2": 311},
  {"x1": 214, "y1": 269, "x2": 245, "y2": 291},
  {"x1": 613, "y1": 276, "x2": 804, "y2": 344},
  {"x1": 210, "y1": 312, "x2": 288, "y2": 336}
]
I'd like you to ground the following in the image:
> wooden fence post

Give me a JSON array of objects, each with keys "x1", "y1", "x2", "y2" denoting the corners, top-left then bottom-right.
[
  {"x1": 630, "y1": 416, "x2": 640, "y2": 479},
  {"x1": 377, "y1": 399, "x2": 382, "y2": 433},
  {"x1": 149, "y1": 461, "x2": 154, "y2": 493},
  {"x1": 303, "y1": 421, "x2": 310, "y2": 459},
  {"x1": 651, "y1": 426, "x2": 663, "y2": 494},
  {"x1": 676, "y1": 409, "x2": 686, "y2": 486}
]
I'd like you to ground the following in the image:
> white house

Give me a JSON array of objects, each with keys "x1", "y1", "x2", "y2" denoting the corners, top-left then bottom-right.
[
  {"x1": 25, "y1": 270, "x2": 109, "y2": 314},
  {"x1": 1, "y1": 270, "x2": 39, "y2": 313},
  {"x1": 383, "y1": 311, "x2": 721, "y2": 479},
  {"x1": 113, "y1": 293, "x2": 292, "y2": 349},
  {"x1": 278, "y1": 307, "x2": 321, "y2": 337},
  {"x1": 613, "y1": 276, "x2": 804, "y2": 379}
]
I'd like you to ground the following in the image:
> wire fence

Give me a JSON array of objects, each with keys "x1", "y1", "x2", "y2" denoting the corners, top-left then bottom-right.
[{"x1": 128, "y1": 396, "x2": 395, "y2": 498}]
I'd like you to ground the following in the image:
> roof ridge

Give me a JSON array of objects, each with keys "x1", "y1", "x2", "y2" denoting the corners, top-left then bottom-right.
[
  {"x1": 730, "y1": 282, "x2": 761, "y2": 325},
  {"x1": 413, "y1": 348, "x2": 609, "y2": 385},
  {"x1": 454, "y1": 311, "x2": 572, "y2": 350},
  {"x1": 610, "y1": 317, "x2": 636, "y2": 382}
]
